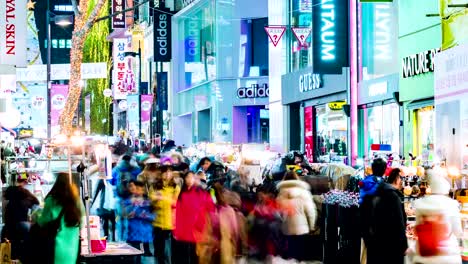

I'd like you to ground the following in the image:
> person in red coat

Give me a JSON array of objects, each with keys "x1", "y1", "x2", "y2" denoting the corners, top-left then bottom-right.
[{"x1": 173, "y1": 171, "x2": 214, "y2": 264}]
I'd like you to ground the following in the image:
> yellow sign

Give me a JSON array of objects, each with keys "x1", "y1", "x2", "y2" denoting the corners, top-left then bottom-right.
[
  {"x1": 328, "y1": 101, "x2": 346, "y2": 111},
  {"x1": 19, "y1": 129, "x2": 33, "y2": 138}
]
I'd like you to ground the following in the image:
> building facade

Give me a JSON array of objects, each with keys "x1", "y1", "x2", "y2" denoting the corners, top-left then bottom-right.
[{"x1": 170, "y1": 0, "x2": 269, "y2": 146}]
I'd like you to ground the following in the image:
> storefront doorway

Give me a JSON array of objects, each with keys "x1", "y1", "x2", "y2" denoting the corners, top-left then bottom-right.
[
  {"x1": 198, "y1": 109, "x2": 211, "y2": 142},
  {"x1": 233, "y1": 106, "x2": 269, "y2": 144}
]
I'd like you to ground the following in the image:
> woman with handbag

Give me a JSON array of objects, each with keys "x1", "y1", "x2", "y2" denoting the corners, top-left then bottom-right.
[{"x1": 27, "y1": 172, "x2": 83, "y2": 264}]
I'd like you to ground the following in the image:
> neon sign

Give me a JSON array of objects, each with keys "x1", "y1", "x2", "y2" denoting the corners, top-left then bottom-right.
[
  {"x1": 319, "y1": 1, "x2": 336, "y2": 61},
  {"x1": 374, "y1": 4, "x2": 391, "y2": 60},
  {"x1": 312, "y1": 0, "x2": 349, "y2": 74}
]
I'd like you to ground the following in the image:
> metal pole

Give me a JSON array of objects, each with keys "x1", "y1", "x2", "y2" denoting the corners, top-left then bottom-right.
[
  {"x1": 138, "y1": 41, "x2": 142, "y2": 137},
  {"x1": 46, "y1": 3, "x2": 52, "y2": 140}
]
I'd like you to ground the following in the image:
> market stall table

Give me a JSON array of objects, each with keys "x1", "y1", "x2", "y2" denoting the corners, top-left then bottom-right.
[{"x1": 80, "y1": 242, "x2": 143, "y2": 264}]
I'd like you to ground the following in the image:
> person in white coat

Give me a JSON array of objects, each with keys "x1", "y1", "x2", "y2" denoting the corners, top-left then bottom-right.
[
  {"x1": 277, "y1": 170, "x2": 317, "y2": 261},
  {"x1": 412, "y1": 168, "x2": 463, "y2": 264}
]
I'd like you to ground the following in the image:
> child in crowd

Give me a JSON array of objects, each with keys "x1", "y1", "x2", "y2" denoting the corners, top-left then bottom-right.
[{"x1": 124, "y1": 180, "x2": 155, "y2": 262}]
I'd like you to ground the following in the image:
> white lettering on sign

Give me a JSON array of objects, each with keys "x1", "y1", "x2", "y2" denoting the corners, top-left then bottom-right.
[
  {"x1": 299, "y1": 73, "x2": 323, "y2": 93},
  {"x1": 402, "y1": 48, "x2": 440, "y2": 78},
  {"x1": 368, "y1": 82, "x2": 388, "y2": 97},
  {"x1": 156, "y1": 14, "x2": 167, "y2": 56},
  {"x1": 237, "y1": 83, "x2": 269, "y2": 98},
  {"x1": 374, "y1": 4, "x2": 391, "y2": 60},
  {"x1": 320, "y1": 0, "x2": 336, "y2": 61}
]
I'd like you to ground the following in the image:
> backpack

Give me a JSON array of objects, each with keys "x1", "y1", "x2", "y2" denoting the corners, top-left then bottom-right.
[{"x1": 117, "y1": 170, "x2": 133, "y2": 198}]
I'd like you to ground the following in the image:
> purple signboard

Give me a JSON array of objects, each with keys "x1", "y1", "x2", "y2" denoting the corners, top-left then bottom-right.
[{"x1": 112, "y1": 0, "x2": 126, "y2": 29}]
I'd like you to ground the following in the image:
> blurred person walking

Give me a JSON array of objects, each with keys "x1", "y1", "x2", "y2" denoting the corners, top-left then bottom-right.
[
  {"x1": 173, "y1": 171, "x2": 214, "y2": 264},
  {"x1": 150, "y1": 165, "x2": 181, "y2": 264},
  {"x1": 360, "y1": 158, "x2": 408, "y2": 264},
  {"x1": 2, "y1": 175, "x2": 39, "y2": 261},
  {"x1": 412, "y1": 170, "x2": 462, "y2": 264},
  {"x1": 123, "y1": 181, "x2": 155, "y2": 261},
  {"x1": 26, "y1": 172, "x2": 83, "y2": 264},
  {"x1": 276, "y1": 170, "x2": 317, "y2": 262}
]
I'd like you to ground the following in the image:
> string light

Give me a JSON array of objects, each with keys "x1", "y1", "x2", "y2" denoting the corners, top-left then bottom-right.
[{"x1": 59, "y1": 0, "x2": 107, "y2": 136}]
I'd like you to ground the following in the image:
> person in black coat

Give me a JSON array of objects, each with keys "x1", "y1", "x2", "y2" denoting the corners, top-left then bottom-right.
[
  {"x1": 360, "y1": 159, "x2": 408, "y2": 264},
  {"x1": 2, "y1": 177, "x2": 39, "y2": 261}
]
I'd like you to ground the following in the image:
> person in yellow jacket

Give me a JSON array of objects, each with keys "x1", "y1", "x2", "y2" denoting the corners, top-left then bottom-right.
[{"x1": 150, "y1": 165, "x2": 180, "y2": 264}]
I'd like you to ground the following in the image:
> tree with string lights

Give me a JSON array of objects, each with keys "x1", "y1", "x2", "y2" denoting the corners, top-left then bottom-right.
[{"x1": 59, "y1": 0, "x2": 107, "y2": 135}]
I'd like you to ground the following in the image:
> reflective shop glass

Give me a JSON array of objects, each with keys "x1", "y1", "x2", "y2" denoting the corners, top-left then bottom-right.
[
  {"x1": 289, "y1": 0, "x2": 313, "y2": 71},
  {"x1": 178, "y1": 3, "x2": 216, "y2": 91},
  {"x1": 417, "y1": 106, "x2": 434, "y2": 162},
  {"x1": 362, "y1": 103, "x2": 400, "y2": 157},
  {"x1": 315, "y1": 104, "x2": 348, "y2": 163}
]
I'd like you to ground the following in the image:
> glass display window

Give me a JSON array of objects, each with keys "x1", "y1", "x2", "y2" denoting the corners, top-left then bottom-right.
[
  {"x1": 417, "y1": 106, "x2": 434, "y2": 162},
  {"x1": 315, "y1": 104, "x2": 348, "y2": 162},
  {"x1": 289, "y1": 0, "x2": 313, "y2": 71},
  {"x1": 363, "y1": 103, "x2": 400, "y2": 157}
]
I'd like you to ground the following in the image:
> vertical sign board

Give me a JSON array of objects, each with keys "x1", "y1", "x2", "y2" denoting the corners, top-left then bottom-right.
[
  {"x1": 156, "y1": 72, "x2": 168, "y2": 110},
  {"x1": 0, "y1": 0, "x2": 27, "y2": 66},
  {"x1": 153, "y1": 8, "x2": 172, "y2": 62},
  {"x1": 312, "y1": 0, "x2": 349, "y2": 74},
  {"x1": 113, "y1": 38, "x2": 127, "y2": 100},
  {"x1": 112, "y1": 0, "x2": 126, "y2": 28},
  {"x1": 304, "y1": 106, "x2": 314, "y2": 162}
]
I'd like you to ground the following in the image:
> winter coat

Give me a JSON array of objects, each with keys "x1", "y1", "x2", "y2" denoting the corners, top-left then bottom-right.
[
  {"x1": 150, "y1": 184, "x2": 180, "y2": 230},
  {"x1": 174, "y1": 186, "x2": 214, "y2": 242},
  {"x1": 276, "y1": 180, "x2": 317, "y2": 235},
  {"x1": 412, "y1": 195, "x2": 462, "y2": 264},
  {"x1": 196, "y1": 205, "x2": 243, "y2": 264},
  {"x1": 360, "y1": 182, "x2": 408, "y2": 264},
  {"x1": 111, "y1": 160, "x2": 141, "y2": 186},
  {"x1": 4, "y1": 186, "x2": 39, "y2": 225},
  {"x1": 37, "y1": 197, "x2": 83, "y2": 264},
  {"x1": 123, "y1": 195, "x2": 155, "y2": 243}
]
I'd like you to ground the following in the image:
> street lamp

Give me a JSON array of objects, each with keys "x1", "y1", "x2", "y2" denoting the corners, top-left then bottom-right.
[
  {"x1": 46, "y1": 2, "x2": 74, "y2": 140},
  {"x1": 123, "y1": 41, "x2": 142, "y2": 137}
]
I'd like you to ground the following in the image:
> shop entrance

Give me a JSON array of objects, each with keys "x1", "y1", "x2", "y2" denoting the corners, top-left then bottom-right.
[
  {"x1": 233, "y1": 106, "x2": 269, "y2": 144},
  {"x1": 198, "y1": 109, "x2": 211, "y2": 142}
]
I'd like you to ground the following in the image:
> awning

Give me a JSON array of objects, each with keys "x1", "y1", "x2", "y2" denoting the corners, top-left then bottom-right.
[
  {"x1": 406, "y1": 98, "x2": 434, "y2": 110},
  {"x1": 106, "y1": 28, "x2": 128, "y2": 41}
]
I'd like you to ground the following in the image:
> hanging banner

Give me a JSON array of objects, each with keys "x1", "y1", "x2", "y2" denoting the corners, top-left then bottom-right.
[
  {"x1": 113, "y1": 38, "x2": 128, "y2": 100},
  {"x1": 50, "y1": 84, "x2": 68, "y2": 135},
  {"x1": 141, "y1": 95, "x2": 153, "y2": 123},
  {"x1": 304, "y1": 106, "x2": 314, "y2": 162},
  {"x1": 126, "y1": 94, "x2": 139, "y2": 136},
  {"x1": 156, "y1": 72, "x2": 168, "y2": 110},
  {"x1": 440, "y1": 0, "x2": 468, "y2": 50},
  {"x1": 153, "y1": 7, "x2": 172, "y2": 62},
  {"x1": 312, "y1": 0, "x2": 349, "y2": 74},
  {"x1": 29, "y1": 84, "x2": 47, "y2": 138},
  {"x1": 112, "y1": 0, "x2": 126, "y2": 28},
  {"x1": 264, "y1": 26, "x2": 286, "y2": 47},
  {"x1": 291, "y1": 27, "x2": 312, "y2": 47},
  {"x1": 16, "y1": 63, "x2": 108, "y2": 81},
  {"x1": 0, "y1": 0, "x2": 27, "y2": 67}
]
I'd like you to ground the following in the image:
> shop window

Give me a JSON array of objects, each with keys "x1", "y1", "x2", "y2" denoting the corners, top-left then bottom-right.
[
  {"x1": 364, "y1": 103, "x2": 400, "y2": 157},
  {"x1": 417, "y1": 106, "x2": 434, "y2": 162},
  {"x1": 315, "y1": 104, "x2": 348, "y2": 163},
  {"x1": 289, "y1": 0, "x2": 312, "y2": 72},
  {"x1": 239, "y1": 18, "x2": 269, "y2": 77}
]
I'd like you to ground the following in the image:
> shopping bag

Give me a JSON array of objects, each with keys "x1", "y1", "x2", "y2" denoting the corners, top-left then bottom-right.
[
  {"x1": 0, "y1": 241, "x2": 11, "y2": 264},
  {"x1": 103, "y1": 181, "x2": 116, "y2": 210}
]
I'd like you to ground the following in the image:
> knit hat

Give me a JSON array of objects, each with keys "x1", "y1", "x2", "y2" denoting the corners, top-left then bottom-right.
[{"x1": 428, "y1": 168, "x2": 450, "y2": 195}]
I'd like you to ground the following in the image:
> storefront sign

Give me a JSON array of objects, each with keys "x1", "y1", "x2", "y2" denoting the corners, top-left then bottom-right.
[
  {"x1": 112, "y1": 0, "x2": 125, "y2": 28},
  {"x1": 368, "y1": 81, "x2": 388, "y2": 97},
  {"x1": 264, "y1": 26, "x2": 286, "y2": 47},
  {"x1": 50, "y1": 84, "x2": 68, "y2": 128},
  {"x1": 299, "y1": 73, "x2": 322, "y2": 93},
  {"x1": 113, "y1": 38, "x2": 128, "y2": 100},
  {"x1": 16, "y1": 63, "x2": 107, "y2": 81},
  {"x1": 292, "y1": 27, "x2": 312, "y2": 47},
  {"x1": 0, "y1": 0, "x2": 27, "y2": 67},
  {"x1": 402, "y1": 48, "x2": 440, "y2": 78},
  {"x1": 157, "y1": 72, "x2": 168, "y2": 110},
  {"x1": 237, "y1": 83, "x2": 269, "y2": 99},
  {"x1": 181, "y1": 0, "x2": 198, "y2": 8},
  {"x1": 153, "y1": 8, "x2": 172, "y2": 62},
  {"x1": 312, "y1": 0, "x2": 349, "y2": 74},
  {"x1": 328, "y1": 101, "x2": 346, "y2": 111},
  {"x1": 304, "y1": 106, "x2": 314, "y2": 162}
]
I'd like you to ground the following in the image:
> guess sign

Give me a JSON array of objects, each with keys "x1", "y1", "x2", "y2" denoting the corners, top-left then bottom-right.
[{"x1": 237, "y1": 84, "x2": 269, "y2": 99}]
